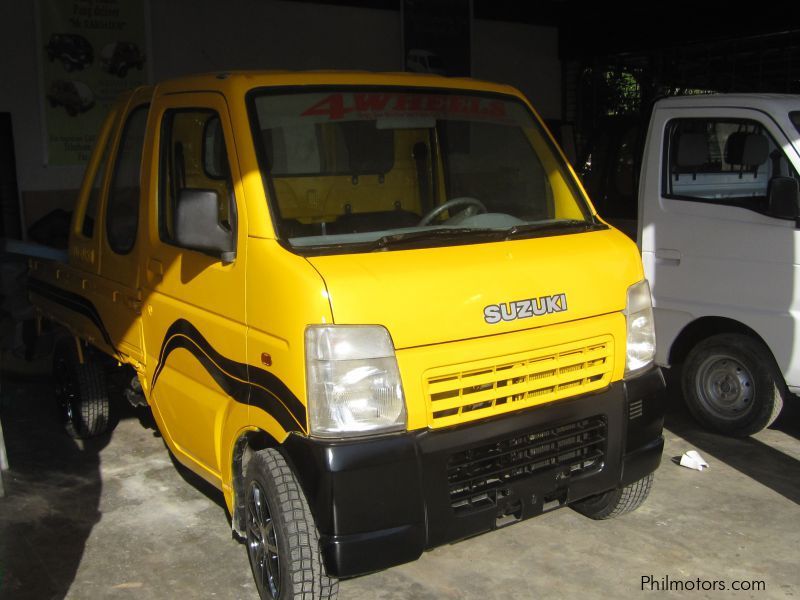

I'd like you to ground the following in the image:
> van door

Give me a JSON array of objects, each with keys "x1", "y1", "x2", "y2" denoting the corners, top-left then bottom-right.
[
  {"x1": 141, "y1": 92, "x2": 246, "y2": 482},
  {"x1": 641, "y1": 107, "x2": 800, "y2": 377},
  {"x1": 95, "y1": 93, "x2": 150, "y2": 363}
]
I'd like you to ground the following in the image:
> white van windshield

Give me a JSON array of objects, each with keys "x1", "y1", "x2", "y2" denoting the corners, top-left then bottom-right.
[{"x1": 248, "y1": 88, "x2": 599, "y2": 254}]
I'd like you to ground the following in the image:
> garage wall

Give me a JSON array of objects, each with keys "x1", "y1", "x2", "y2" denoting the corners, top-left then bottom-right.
[
  {"x1": 149, "y1": 0, "x2": 402, "y2": 80},
  {"x1": 472, "y1": 19, "x2": 561, "y2": 120},
  {"x1": 0, "y1": 1, "x2": 560, "y2": 231}
]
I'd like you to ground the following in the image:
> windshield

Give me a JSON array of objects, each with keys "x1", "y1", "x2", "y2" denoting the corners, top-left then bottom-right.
[{"x1": 248, "y1": 87, "x2": 597, "y2": 253}]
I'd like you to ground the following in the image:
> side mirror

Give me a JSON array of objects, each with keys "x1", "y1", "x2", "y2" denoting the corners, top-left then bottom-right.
[
  {"x1": 174, "y1": 189, "x2": 236, "y2": 263},
  {"x1": 767, "y1": 176, "x2": 800, "y2": 221}
]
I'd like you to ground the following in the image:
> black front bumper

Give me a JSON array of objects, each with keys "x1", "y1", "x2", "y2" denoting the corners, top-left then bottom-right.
[{"x1": 283, "y1": 367, "x2": 665, "y2": 578}]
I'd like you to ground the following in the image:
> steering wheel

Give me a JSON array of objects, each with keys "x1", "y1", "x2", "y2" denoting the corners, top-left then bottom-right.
[{"x1": 418, "y1": 197, "x2": 487, "y2": 226}]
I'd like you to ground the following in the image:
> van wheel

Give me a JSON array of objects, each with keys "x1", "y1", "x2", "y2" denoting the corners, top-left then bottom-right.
[
  {"x1": 53, "y1": 338, "x2": 112, "y2": 439},
  {"x1": 244, "y1": 448, "x2": 338, "y2": 600},
  {"x1": 571, "y1": 473, "x2": 653, "y2": 520},
  {"x1": 682, "y1": 334, "x2": 784, "y2": 437}
]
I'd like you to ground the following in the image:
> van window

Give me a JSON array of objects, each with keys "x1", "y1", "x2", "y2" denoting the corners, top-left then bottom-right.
[
  {"x1": 262, "y1": 120, "x2": 394, "y2": 176},
  {"x1": 159, "y1": 109, "x2": 236, "y2": 246},
  {"x1": 106, "y1": 106, "x2": 148, "y2": 254},
  {"x1": 663, "y1": 118, "x2": 799, "y2": 214},
  {"x1": 82, "y1": 131, "x2": 112, "y2": 238},
  {"x1": 248, "y1": 88, "x2": 595, "y2": 254},
  {"x1": 439, "y1": 120, "x2": 552, "y2": 220}
]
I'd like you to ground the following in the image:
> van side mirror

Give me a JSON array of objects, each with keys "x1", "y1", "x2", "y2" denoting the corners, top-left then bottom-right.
[
  {"x1": 174, "y1": 189, "x2": 236, "y2": 263},
  {"x1": 767, "y1": 176, "x2": 800, "y2": 222}
]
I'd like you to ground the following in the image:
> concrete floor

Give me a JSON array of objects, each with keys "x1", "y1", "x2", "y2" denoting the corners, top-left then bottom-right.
[{"x1": 0, "y1": 363, "x2": 798, "y2": 600}]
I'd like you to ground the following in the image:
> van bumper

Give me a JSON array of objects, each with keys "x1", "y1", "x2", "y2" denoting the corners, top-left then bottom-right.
[{"x1": 283, "y1": 366, "x2": 665, "y2": 578}]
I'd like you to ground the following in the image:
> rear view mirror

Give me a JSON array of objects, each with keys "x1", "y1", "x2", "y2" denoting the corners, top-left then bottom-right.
[
  {"x1": 174, "y1": 189, "x2": 236, "y2": 263},
  {"x1": 767, "y1": 176, "x2": 800, "y2": 222}
]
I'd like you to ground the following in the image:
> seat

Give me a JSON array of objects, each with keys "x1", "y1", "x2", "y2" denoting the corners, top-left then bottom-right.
[
  {"x1": 675, "y1": 132, "x2": 708, "y2": 181},
  {"x1": 724, "y1": 132, "x2": 768, "y2": 179}
]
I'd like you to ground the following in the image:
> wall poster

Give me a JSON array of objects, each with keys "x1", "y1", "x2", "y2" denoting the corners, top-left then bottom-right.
[{"x1": 38, "y1": 0, "x2": 149, "y2": 165}]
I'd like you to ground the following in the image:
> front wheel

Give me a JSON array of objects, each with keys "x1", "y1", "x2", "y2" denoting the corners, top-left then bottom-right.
[
  {"x1": 244, "y1": 448, "x2": 338, "y2": 600},
  {"x1": 571, "y1": 473, "x2": 654, "y2": 520},
  {"x1": 53, "y1": 338, "x2": 112, "y2": 439},
  {"x1": 681, "y1": 333, "x2": 784, "y2": 437}
]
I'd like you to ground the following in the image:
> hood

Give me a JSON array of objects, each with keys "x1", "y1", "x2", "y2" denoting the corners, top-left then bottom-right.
[{"x1": 306, "y1": 228, "x2": 643, "y2": 350}]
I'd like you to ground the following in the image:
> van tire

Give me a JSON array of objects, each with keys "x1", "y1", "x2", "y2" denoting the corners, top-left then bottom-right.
[
  {"x1": 571, "y1": 473, "x2": 654, "y2": 520},
  {"x1": 244, "y1": 448, "x2": 338, "y2": 600},
  {"x1": 53, "y1": 338, "x2": 112, "y2": 439},
  {"x1": 682, "y1": 334, "x2": 784, "y2": 437}
]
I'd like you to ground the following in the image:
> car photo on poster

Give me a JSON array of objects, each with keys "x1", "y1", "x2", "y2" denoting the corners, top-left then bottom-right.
[
  {"x1": 45, "y1": 33, "x2": 94, "y2": 72},
  {"x1": 46, "y1": 80, "x2": 95, "y2": 117},
  {"x1": 100, "y1": 41, "x2": 145, "y2": 78}
]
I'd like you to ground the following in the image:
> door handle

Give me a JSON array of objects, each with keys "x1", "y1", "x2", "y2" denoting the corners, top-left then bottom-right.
[{"x1": 655, "y1": 248, "x2": 681, "y2": 266}]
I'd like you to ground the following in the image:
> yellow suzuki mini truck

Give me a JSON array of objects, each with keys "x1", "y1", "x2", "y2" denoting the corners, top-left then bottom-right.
[{"x1": 28, "y1": 71, "x2": 665, "y2": 600}]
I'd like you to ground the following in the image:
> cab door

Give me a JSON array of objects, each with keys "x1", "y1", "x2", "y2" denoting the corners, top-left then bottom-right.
[
  {"x1": 95, "y1": 92, "x2": 151, "y2": 363},
  {"x1": 641, "y1": 107, "x2": 800, "y2": 375},
  {"x1": 140, "y1": 92, "x2": 247, "y2": 482}
]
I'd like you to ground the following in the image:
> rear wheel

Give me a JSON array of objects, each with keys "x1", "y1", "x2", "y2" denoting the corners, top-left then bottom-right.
[
  {"x1": 244, "y1": 448, "x2": 337, "y2": 600},
  {"x1": 681, "y1": 333, "x2": 784, "y2": 437},
  {"x1": 53, "y1": 338, "x2": 112, "y2": 439},
  {"x1": 571, "y1": 473, "x2": 654, "y2": 520}
]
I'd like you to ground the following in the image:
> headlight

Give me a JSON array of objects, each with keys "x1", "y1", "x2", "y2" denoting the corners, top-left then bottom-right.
[
  {"x1": 624, "y1": 279, "x2": 656, "y2": 376},
  {"x1": 305, "y1": 325, "x2": 407, "y2": 438}
]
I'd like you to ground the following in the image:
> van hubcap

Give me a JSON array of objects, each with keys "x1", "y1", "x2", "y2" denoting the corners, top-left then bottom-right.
[{"x1": 696, "y1": 354, "x2": 754, "y2": 419}]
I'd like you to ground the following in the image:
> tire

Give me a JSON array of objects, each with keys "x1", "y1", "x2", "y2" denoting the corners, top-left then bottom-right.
[
  {"x1": 681, "y1": 333, "x2": 784, "y2": 437},
  {"x1": 571, "y1": 473, "x2": 654, "y2": 520},
  {"x1": 244, "y1": 448, "x2": 338, "y2": 600},
  {"x1": 53, "y1": 338, "x2": 112, "y2": 439}
]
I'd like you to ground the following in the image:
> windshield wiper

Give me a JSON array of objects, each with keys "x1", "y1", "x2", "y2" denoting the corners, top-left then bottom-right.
[
  {"x1": 371, "y1": 227, "x2": 495, "y2": 250},
  {"x1": 502, "y1": 219, "x2": 606, "y2": 240}
]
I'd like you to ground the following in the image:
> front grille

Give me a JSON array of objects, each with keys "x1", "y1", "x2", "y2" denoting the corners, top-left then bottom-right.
[
  {"x1": 424, "y1": 337, "x2": 613, "y2": 428},
  {"x1": 447, "y1": 416, "x2": 607, "y2": 513}
]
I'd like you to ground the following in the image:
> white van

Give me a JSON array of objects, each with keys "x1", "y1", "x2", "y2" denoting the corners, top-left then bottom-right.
[{"x1": 638, "y1": 94, "x2": 800, "y2": 436}]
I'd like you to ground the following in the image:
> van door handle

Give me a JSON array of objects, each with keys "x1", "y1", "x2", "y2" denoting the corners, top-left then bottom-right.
[{"x1": 655, "y1": 248, "x2": 681, "y2": 266}]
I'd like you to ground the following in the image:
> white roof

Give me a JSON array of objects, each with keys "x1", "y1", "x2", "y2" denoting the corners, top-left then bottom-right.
[{"x1": 655, "y1": 93, "x2": 800, "y2": 113}]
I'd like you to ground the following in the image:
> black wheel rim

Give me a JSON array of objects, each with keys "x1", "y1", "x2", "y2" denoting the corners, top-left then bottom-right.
[
  {"x1": 695, "y1": 353, "x2": 754, "y2": 420},
  {"x1": 246, "y1": 481, "x2": 281, "y2": 599}
]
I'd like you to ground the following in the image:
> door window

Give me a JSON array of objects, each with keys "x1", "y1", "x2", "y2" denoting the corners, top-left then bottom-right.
[
  {"x1": 663, "y1": 118, "x2": 798, "y2": 216},
  {"x1": 106, "y1": 106, "x2": 148, "y2": 253},
  {"x1": 159, "y1": 109, "x2": 236, "y2": 246},
  {"x1": 82, "y1": 131, "x2": 112, "y2": 238}
]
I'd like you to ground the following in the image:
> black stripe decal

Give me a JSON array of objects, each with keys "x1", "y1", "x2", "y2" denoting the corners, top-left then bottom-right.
[
  {"x1": 28, "y1": 277, "x2": 117, "y2": 353},
  {"x1": 152, "y1": 319, "x2": 307, "y2": 434}
]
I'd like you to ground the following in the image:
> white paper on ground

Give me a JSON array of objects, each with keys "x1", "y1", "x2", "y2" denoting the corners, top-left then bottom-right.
[{"x1": 679, "y1": 450, "x2": 709, "y2": 471}]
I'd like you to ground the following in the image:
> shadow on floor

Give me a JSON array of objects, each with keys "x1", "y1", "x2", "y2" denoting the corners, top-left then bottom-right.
[
  {"x1": 662, "y1": 368, "x2": 800, "y2": 505},
  {"x1": 0, "y1": 371, "x2": 107, "y2": 600}
]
